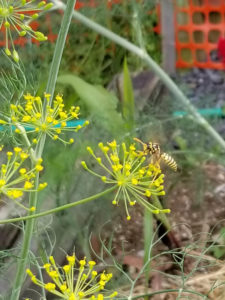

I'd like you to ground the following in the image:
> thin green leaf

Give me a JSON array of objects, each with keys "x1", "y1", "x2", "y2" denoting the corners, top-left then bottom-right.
[{"x1": 57, "y1": 74, "x2": 124, "y2": 135}]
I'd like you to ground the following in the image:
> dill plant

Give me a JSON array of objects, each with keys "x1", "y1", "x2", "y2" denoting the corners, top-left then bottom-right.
[
  {"x1": 0, "y1": 1, "x2": 120, "y2": 299},
  {"x1": 1, "y1": 0, "x2": 221, "y2": 299}
]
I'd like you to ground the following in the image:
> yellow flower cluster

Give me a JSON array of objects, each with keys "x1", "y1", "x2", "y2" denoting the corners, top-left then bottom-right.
[
  {"x1": 81, "y1": 140, "x2": 170, "y2": 220},
  {"x1": 0, "y1": 146, "x2": 47, "y2": 211},
  {"x1": 0, "y1": 0, "x2": 53, "y2": 62},
  {"x1": 6, "y1": 93, "x2": 89, "y2": 144},
  {"x1": 27, "y1": 254, "x2": 117, "y2": 300}
]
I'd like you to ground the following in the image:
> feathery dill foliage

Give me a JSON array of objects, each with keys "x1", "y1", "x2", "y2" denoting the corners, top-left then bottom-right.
[
  {"x1": 27, "y1": 254, "x2": 117, "y2": 300},
  {"x1": 81, "y1": 140, "x2": 170, "y2": 220},
  {"x1": 0, "y1": 0, "x2": 53, "y2": 62},
  {"x1": 0, "y1": 60, "x2": 27, "y2": 102},
  {"x1": 0, "y1": 146, "x2": 47, "y2": 211},
  {"x1": 0, "y1": 93, "x2": 89, "y2": 144}
]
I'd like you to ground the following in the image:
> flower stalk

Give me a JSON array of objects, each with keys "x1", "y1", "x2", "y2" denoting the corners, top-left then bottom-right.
[{"x1": 0, "y1": 186, "x2": 117, "y2": 225}]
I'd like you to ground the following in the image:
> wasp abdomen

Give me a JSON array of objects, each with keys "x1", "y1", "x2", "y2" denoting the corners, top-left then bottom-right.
[{"x1": 160, "y1": 153, "x2": 177, "y2": 172}]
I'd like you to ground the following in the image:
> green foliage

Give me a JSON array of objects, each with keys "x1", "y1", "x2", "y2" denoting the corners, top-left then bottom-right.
[
  {"x1": 210, "y1": 227, "x2": 225, "y2": 259},
  {"x1": 0, "y1": 57, "x2": 26, "y2": 103},
  {"x1": 18, "y1": 1, "x2": 161, "y2": 86},
  {"x1": 57, "y1": 74, "x2": 125, "y2": 135}
]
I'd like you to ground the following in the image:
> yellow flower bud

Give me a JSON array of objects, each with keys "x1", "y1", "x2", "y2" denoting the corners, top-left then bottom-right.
[
  {"x1": 67, "y1": 254, "x2": 75, "y2": 265},
  {"x1": 88, "y1": 261, "x2": 96, "y2": 268},
  {"x1": 31, "y1": 13, "x2": 38, "y2": 19},
  {"x1": 20, "y1": 152, "x2": 29, "y2": 160},
  {"x1": 152, "y1": 209, "x2": 160, "y2": 214},
  {"x1": 35, "y1": 165, "x2": 44, "y2": 172},
  {"x1": 38, "y1": 182, "x2": 48, "y2": 190},
  {"x1": 163, "y1": 209, "x2": 171, "y2": 213},
  {"x1": 86, "y1": 147, "x2": 94, "y2": 155},
  {"x1": 44, "y1": 282, "x2": 56, "y2": 291},
  {"x1": 0, "y1": 179, "x2": 6, "y2": 187},
  {"x1": 61, "y1": 121, "x2": 67, "y2": 127},
  {"x1": 4, "y1": 21, "x2": 10, "y2": 28},
  {"x1": 5, "y1": 48, "x2": 11, "y2": 56},
  {"x1": 44, "y1": 3, "x2": 53, "y2": 10},
  {"x1": 24, "y1": 181, "x2": 33, "y2": 189},
  {"x1": 14, "y1": 147, "x2": 22, "y2": 153},
  {"x1": 60, "y1": 284, "x2": 67, "y2": 292},
  {"x1": 108, "y1": 140, "x2": 117, "y2": 149},
  {"x1": 19, "y1": 31, "x2": 27, "y2": 37},
  {"x1": 13, "y1": 50, "x2": 19, "y2": 63},
  {"x1": 101, "y1": 176, "x2": 107, "y2": 182},
  {"x1": 63, "y1": 265, "x2": 70, "y2": 273},
  {"x1": 81, "y1": 161, "x2": 88, "y2": 170},
  {"x1": 79, "y1": 259, "x2": 86, "y2": 267}
]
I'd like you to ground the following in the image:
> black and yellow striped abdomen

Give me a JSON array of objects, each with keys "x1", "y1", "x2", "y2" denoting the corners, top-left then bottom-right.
[{"x1": 160, "y1": 153, "x2": 177, "y2": 172}]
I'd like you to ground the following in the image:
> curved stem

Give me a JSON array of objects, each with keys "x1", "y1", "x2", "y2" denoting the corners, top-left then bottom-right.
[{"x1": 0, "y1": 186, "x2": 117, "y2": 225}]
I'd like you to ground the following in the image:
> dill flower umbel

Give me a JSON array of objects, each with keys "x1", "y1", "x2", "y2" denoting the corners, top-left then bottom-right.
[
  {"x1": 81, "y1": 140, "x2": 170, "y2": 220},
  {"x1": 0, "y1": 146, "x2": 47, "y2": 211},
  {"x1": 2, "y1": 93, "x2": 89, "y2": 144},
  {"x1": 0, "y1": 0, "x2": 53, "y2": 62},
  {"x1": 27, "y1": 254, "x2": 117, "y2": 300}
]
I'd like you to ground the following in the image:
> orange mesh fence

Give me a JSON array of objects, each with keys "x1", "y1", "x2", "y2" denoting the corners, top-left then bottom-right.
[{"x1": 175, "y1": 0, "x2": 224, "y2": 69}]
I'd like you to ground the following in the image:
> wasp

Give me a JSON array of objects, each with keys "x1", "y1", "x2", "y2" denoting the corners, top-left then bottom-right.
[{"x1": 133, "y1": 138, "x2": 177, "y2": 172}]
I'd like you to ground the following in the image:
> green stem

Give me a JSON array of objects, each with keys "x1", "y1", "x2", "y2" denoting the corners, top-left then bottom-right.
[
  {"x1": 0, "y1": 186, "x2": 116, "y2": 225},
  {"x1": 37, "y1": 0, "x2": 77, "y2": 159},
  {"x1": 152, "y1": 195, "x2": 171, "y2": 230},
  {"x1": 64, "y1": 7, "x2": 225, "y2": 151},
  {"x1": 10, "y1": 1, "x2": 77, "y2": 299},
  {"x1": 45, "y1": 0, "x2": 76, "y2": 99},
  {"x1": 9, "y1": 174, "x2": 39, "y2": 300},
  {"x1": 143, "y1": 209, "x2": 153, "y2": 300}
]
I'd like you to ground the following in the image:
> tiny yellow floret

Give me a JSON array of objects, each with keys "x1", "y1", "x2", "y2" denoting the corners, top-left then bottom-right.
[
  {"x1": 35, "y1": 165, "x2": 43, "y2": 172},
  {"x1": 45, "y1": 282, "x2": 56, "y2": 291},
  {"x1": 30, "y1": 206, "x2": 36, "y2": 212}
]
